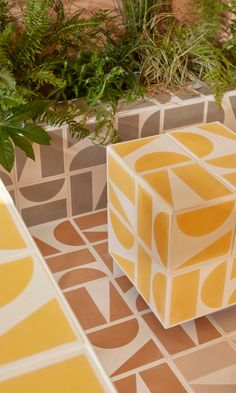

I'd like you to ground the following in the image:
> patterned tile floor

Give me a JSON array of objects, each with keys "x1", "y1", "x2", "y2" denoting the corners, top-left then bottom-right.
[{"x1": 29, "y1": 209, "x2": 236, "y2": 393}]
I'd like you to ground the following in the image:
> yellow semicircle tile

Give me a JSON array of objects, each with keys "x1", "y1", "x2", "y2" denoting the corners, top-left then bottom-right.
[
  {"x1": 201, "y1": 262, "x2": 227, "y2": 309},
  {"x1": 171, "y1": 132, "x2": 214, "y2": 157},
  {"x1": 228, "y1": 289, "x2": 236, "y2": 305},
  {"x1": 135, "y1": 152, "x2": 190, "y2": 173},
  {"x1": 207, "y1": 154, "x2": 236, "y2": 169},
  {"x1": 110, "y1": 210, "x2": 134, "y2": 249},
  {"x1": 0, "y1": 201, "x2": 26, "y2": 249},
  {"x1": 143, "y1": 170, "x2": 173, "y2": 206},
  {"x1": 0, "y1": 355, "x2": 105, "y2": 393},
  {"x1": 199, "y1": 122, "x2": 236, "y2": 141},
  {"x1": 177, "y1": 201, "x2": 234, "y2": 237},
  {"x1": 0, "y1": 257, "x2": 34, "y2": 307},
  {"x1": 108, "y1": 155, "x2": 135, "y2": 204},
  {"x1": 111, "y1": 253, "x2": 134, "y2": 280},
  {"x1": 224, "y1": 172, "x2": 236, "y2": 187},
  {"x1": 153, "y1": 273, "x2": 167, "y2": 321},
  {"x1": 231, "y1": 258, "x2": 236, "y2": 279},
  {"x1": 179, "y1": 231, "x2": 232, "y2": 269},
  {"x1": 112, "y1": 136, "x2": 158, "y2": 157},
  {"x1": 108, "y1": 183, "x2": 131, "y2": 227},
  {"x1": 154, "y1": 213, "x2": 169, "y2": 267},
  {"x1": 173, "y1": 163, "x2": 232, "y2": 201},
  {"x1": 0, "y1": 299, "x2": 76, "y2": 365}
]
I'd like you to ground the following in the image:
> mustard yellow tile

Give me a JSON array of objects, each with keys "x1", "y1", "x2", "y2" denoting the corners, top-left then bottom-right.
[
  {"x1": 0, "y1": 257, "x2": 33, "y2": 307},
  {"x1": 228, "y1": 289, "x2": 236, "y2": 305},
  {"x1": 199, "y1": 122, "x2": 236, "y2": 141},
  {"x1": 108, "y1": 183, "x2": 131, "y2": 226},
  {"x1": 179, "y1": 231, "x2": 233, "y2": 269},
  {"x1": 110, "y1": 210, "x2": 134, "y2": 249},
  {"x1": 137, "y1": 245, "x2": 152, "y2": 303},
  {"x1": 135, "y1": 151, "x2": 190, "y2": 173},
  {"x1": 108, "y1": 155, "x2": 135, "y2": 203},
  {"x1": 224, "y1": 171, "x2": 236, "y2": 187},
  {"x1": 111, "y1": 253, "x2": 134, "y2": 281},
  {"x1": 231, "y1": 258, "x2": 236, "y2": 279},
  {"x1": 112, "y1": 136, "x2": 157, "y2": 157},
  {"x1": 143, "y1": 170, "x2": 173, "y2": 206},
  {"x1": 137, "y1": 185, "x2": 152, "y2": 249},
  {"x1": 0, "y1": 355, "x2": 105, "y2": 393},
  {"x1": 0, "y1": 200, "x2": 26, "y2": 249},
  {"x1": 176, "y1": 201, "x2": 235, "y2": 237},
  {"x1": 0, "y1": 299, "x2": 76, "y2": 365},
  {"x1": 173, "y1": 163, "x2": 232, "y2": 201},
  {"x1": 153, "y1": 273, "x2": 167, "y2": 321},
  {"x1": 154, "y1": 212, "x2": 169, "y2": 267},
  {"x1": 207, "y1": 154, "x2": 236, "y2": 169},
  {"x1": 170, "y1": 270, "x2": 199, "y2": 325},
  {"x1": 171, "y1": 131, "x2": 214, "y2": 157},
  {"x1": 201, "y1": 261, "x2": 227, "y2": 308}
]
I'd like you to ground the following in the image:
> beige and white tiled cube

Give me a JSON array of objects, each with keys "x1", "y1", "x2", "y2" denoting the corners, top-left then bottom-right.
[{"x1": 107, "y1": 121, "x2": 236, "y2": 328}]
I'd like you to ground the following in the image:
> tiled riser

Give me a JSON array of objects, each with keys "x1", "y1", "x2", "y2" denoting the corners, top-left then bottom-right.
[
  {"x1": 1, "y1": 91, "x2": 236, "y2": 226},
  {"x1": 0, "y1": 181, "x2": 116, "y2": 392}
]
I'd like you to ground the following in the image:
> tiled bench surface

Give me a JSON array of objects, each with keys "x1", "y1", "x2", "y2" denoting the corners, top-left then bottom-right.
[
  {"x1": 0, "y1": 180, "x2": 116, "y2": 392},
  {"x1": 107, "y1": 121, "x2": 236, "y2": 328}
]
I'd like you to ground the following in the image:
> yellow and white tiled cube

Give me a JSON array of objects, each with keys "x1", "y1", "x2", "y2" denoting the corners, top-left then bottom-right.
[
  {"x1": 0, "y1": 180, "x2": 116, "y2": 392},
  {"x1": 107, "y1": 121, "x2": 236, "y2": 327}
]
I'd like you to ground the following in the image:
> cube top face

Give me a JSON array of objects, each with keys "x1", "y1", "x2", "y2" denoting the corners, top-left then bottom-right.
[
  {"x1": 110, "y1": 122, "x2": 236, "y2": 213},
  {"x1": 107, "y1": 122, "x2": 236, "y2": 273}
]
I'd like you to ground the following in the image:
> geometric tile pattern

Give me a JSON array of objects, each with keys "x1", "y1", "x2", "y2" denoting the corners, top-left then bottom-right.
[
  {"x1": 107, "y1": 122, "x2": 236, "y2": 327},
  {"x1": 1, "y1": 90, "x2": 236, "y2": 227},
  {"x1": 33, "y1": 209, "x2": 236, "y2": 393},
  {"x1": 0, "y1": 181, "x2": 116, "y2": 393}
]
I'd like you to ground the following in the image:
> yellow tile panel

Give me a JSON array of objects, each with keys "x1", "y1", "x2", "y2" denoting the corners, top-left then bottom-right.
[
  {"x1": 0, "y1": 355, "x2": 105, "y2": 393},
  {"x1": 137, "y1": 245, "x2": 152, "y2": 303},
  {"x1": 0, "y1": 199, "x2": 26, "y2": 250},
  {"x1": 201, "y1": 262, "x2": 227, "y2": 308},
  {"x1": 0, "y1": 299, "x2": 76, "y2": 365},
  {"x1": 172, "y1": 163, "x2": 232, "y2": 201},
  {"x1": 171, "y1": 131, "x2": 214, "y2": 157},
  {"x1": 108, "y1": 154, "x2": 135, "y2": 203},
  {"x1": 0, "y1": 257, "x2": 34, "y2": 307}
]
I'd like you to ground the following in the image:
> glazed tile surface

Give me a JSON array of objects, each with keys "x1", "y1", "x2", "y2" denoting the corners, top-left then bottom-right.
[
  {"x1": 107, "y1": 122, "x2": 236, "y2": 327},
  {"x1": 31, "y1": 209, "x2": 236, "y2": 393},
  {"x1": 0, "y1": 181, "x2": 116, "y2": 393}
]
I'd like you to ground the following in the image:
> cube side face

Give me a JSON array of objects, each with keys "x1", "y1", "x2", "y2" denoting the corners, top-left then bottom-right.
[
  {"x1": 107, "y1": 147, "x2": 171, "y2": 326},
  {"x1": 167, "y1": 254, "x2": 236, "y2": 327}
]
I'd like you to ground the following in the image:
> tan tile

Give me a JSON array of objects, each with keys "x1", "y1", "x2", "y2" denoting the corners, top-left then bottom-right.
[
  {"x1": 174, "y1": 341, "x2": 236, "y2": 382},
  {"x1": 115, "y1": 275, "x2": 133, "y2": 293},
  {"x1": 211, "y1": 306, "x2": 236, "y2": 334},
  {"x1": 142, "y1": 312, "x2": 195, "y2": 354},
  {"x1": 88, "y1": 319, "x2": 139, "y2": 349},
  {"x1": 46, "y1": 249, "x2": 96, "y2": 273},
  {"x1": 33, "y1": 236, "x2": 59, "y2": 257},
  {"x1": 194, "y1": 317, "x2": 221, "y2": 344},
  {"x1": 109, "y1": 283, "x2": 133, "y2": 321},
  {"x1": 93, "y1": 241, "x2": 114, "y2": 272},
  {"x1": 54, "y1": 221, "x2": 85, "y2": 246},
  {"x1": 111, "y1": 339, "x2": 163, "y2": 377},
  {"x1": 74, "y1": 210, "x2": 107, "y2": 230},
  {"x1": 59, "y1": 267, "x2": 107, "y2": 289},
  {"x1": 140, "y1": 363, "x2": 187, "y2": 393},
  {"x1": 65, "y1": 287, "x2": 106, "y2": 330},
  {"x1": 114, "y1": 375, "x2": 137, "y2": 393},
  {"x1": 83, "y1": 230, "x2": 108, "y2": 243}
]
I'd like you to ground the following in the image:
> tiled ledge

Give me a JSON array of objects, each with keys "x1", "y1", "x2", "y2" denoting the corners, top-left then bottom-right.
[{"x1": 1, "y1": 90, "x2": 236, "y2": 226}]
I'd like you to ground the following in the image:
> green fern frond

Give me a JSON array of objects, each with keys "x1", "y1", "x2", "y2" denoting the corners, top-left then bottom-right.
[
  {"x1": 24, "y1": 67, "x2": 66, "y2": 90},
  {"x1": 14, "y1": 0, "x2": 52, "y2": 66}
]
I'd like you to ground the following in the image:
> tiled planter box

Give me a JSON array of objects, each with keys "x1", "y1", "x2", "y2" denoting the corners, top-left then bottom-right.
[
  {"x1": 1, "y1": 89, "x2": 236, "y2": 226},
  {"x1": 107, "y1": 122, "x2": 236, "y2": 327}
]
